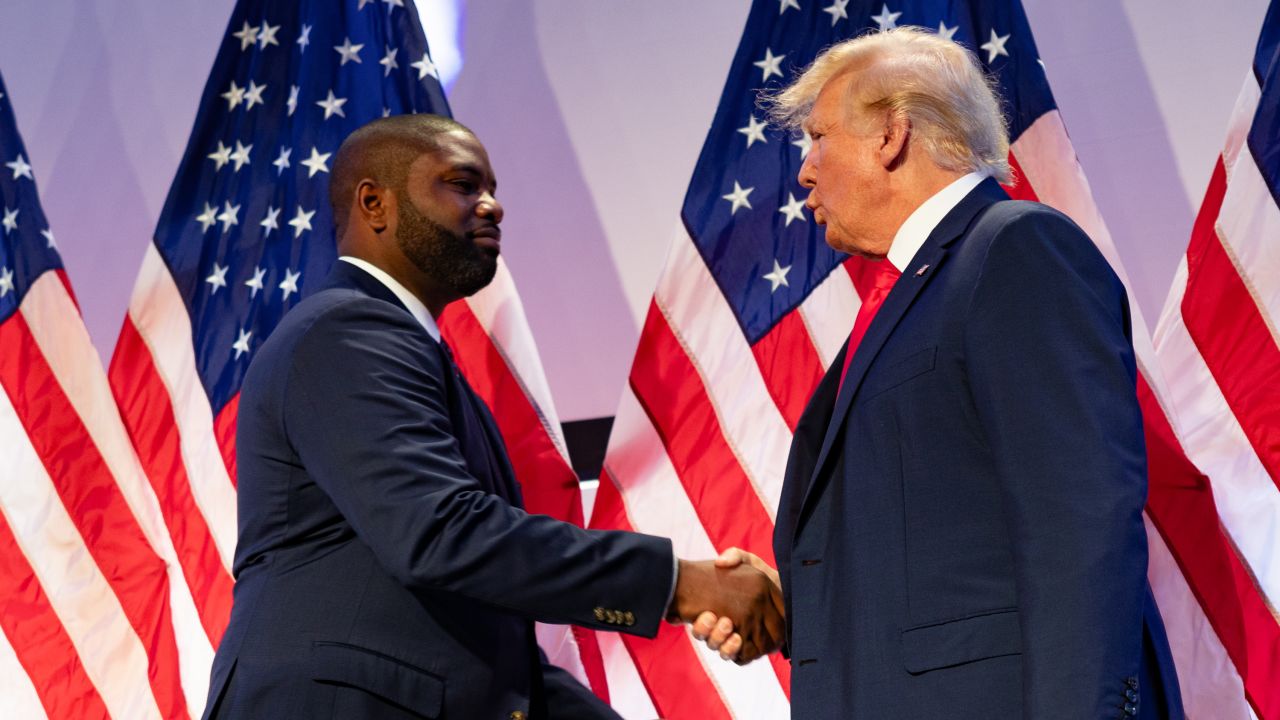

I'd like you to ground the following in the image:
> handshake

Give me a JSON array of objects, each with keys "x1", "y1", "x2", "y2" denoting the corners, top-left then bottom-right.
[{"x1": 666, "y1": 549, "x2": 783, "y2": 665}]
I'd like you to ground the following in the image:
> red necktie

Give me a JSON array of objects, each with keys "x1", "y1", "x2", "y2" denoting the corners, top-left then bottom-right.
[{"x1": 837, "y1": 261, "x2": 902, "y2": 396}]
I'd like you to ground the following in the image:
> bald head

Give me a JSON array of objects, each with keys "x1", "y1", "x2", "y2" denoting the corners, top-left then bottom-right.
[{"x1": 329, "y1": 113, "x2": 476, "y2": 235}]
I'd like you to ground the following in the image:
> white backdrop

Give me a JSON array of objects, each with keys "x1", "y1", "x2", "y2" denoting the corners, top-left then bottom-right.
[{"x1": 0, "y1": 0, "x2": 1269, "y2": 422}]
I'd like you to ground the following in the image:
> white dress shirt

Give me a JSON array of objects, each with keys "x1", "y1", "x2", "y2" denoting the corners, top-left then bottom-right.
[{"x1": 886, "y1": 171, "x2": 988, "y2": 272}]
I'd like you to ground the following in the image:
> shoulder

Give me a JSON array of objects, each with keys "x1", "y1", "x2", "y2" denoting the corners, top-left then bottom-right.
[
  {"x1": 968, "y1": 200, "x2": 1115, "y2": 282},
  {"x1": 251, "y1": 287, "x2": 444, "y2": 391}
]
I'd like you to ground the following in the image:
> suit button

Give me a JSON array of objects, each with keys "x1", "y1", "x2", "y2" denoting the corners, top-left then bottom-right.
[
  {"x1": 1125, "y1": 688, "x2": 1137, "y2": 702},
  {"x1": 1126, "y1": 676, "x2": 1139, "y2": 689},
  {"x1": 594, "y1": 607, "x2": 606, "y2": 621},
  {"x1": 510, "y1": 712, "x2": 527, "y2": 720},
  {"x1": 1123, "y1": 703, "x2": 1137, "y2": 715},
  {"x1": 623, "y1": 611, "x2": 635, "y2": 626}
]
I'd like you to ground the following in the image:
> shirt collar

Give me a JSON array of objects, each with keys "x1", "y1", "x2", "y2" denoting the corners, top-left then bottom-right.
[
  {"x1": 885, "y1": 171, "x2": 987, "y2": 272},
  {"x1": 338, "y1": 256, "x2": 442, "y2": 342}
]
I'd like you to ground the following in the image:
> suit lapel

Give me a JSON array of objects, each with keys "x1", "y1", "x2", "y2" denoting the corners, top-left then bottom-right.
[{"x1": 796, "y1": 178, "x2": 1009, "y2": 526}]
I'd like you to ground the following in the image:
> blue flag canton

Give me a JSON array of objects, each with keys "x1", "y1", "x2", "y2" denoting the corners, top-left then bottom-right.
[
  {"x1": 0, "y1": 72, "x2": 62, "y2": 325},
  {"x1": 681, "y1": 0, "x2": 1057, "y2": 345},
  {"x1": 155, "y1": 0, "x2": 451, "y2": 415},
  {"x1": 1249, "y1": 0, "x2": 1280, "y2": 208}
]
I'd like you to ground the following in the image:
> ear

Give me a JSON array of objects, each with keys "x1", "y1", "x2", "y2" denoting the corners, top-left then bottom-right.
[
  {"x1": 876, "y1": 111, "x2": 910, "y2": 170},
  {"x1": 355, "y1": 179, "x2": 391, "y2": 233}
]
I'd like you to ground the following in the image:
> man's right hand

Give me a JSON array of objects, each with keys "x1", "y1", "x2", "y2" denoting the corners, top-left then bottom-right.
[{"x1": 666, "y1": 558, "x2": 785, "y2": 665}]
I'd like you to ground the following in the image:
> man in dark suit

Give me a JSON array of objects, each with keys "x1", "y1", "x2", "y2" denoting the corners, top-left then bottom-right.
[
  {"x1": 201, "y1": 114, "x2": 784, "y2": 720},
  {"x1": 695, "y1": 27, "x2": 1182, "y2": 719}
]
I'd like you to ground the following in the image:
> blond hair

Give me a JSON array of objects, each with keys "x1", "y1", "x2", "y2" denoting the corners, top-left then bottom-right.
[{"x1": 765, "y1": 26, "x2": 1011, "y2": 183}]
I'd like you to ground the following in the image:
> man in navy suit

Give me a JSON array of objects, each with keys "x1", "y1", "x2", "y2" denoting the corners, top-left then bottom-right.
[
  {"x1": 201, "y1": 114, "x2": 784, "y2": 720},
  {"x1": 695, "y1": 27, "x2": 1183, "y2": 719}
]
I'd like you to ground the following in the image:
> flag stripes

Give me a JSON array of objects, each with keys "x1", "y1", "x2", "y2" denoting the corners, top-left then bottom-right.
[
  {"x1": 0, "y1": 312, "x2": 189, "y2": 719},
  {"x1": 0, "y1": 510, "x2": 112, "y2": 720},
  {"x1": 1149, "y1": 45, "x2": 1280, "y2": 716},
  {"x1": 110, "y1": 317, "x2": 235, "y2": 646}
]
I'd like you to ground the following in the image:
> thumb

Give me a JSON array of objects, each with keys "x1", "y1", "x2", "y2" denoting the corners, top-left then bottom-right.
[{"x1": 714, "y1": 547, "x2": 747, "y2": 568}]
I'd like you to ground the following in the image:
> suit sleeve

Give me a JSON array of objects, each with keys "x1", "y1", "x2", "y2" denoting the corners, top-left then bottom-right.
[
  {"x1": 282, "y1": 298, "x2": 674, "y2": 637},
  {"x1": 962, "y1": 208, "x2": 1148, "y2": 717}
]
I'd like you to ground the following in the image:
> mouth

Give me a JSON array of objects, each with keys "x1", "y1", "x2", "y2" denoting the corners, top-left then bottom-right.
[{"x1": 469, "y1": 226, "x2": 502, "y2": 254}]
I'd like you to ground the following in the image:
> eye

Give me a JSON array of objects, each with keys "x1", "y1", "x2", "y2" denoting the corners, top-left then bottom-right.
[{"x1": 449, "y1": 178, "x2": 478, "y2": 193}]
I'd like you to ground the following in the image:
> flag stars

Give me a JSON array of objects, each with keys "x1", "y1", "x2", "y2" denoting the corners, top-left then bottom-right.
[
  {"x1": 244, "y1": 80, "x2": 267, "y2": 110},
  {"x1": 273, "y1": 146, "x2": 292, "y2": 175},
  {"x1": 738, "y1": 115, "x2": 768, "y2": 148},
  {"x1": 793, "y1": 132, "x2": 813, "y2": 159},
  {"x1": 260, "y1": 205, "x2": 281, "y2": 237},
  {"x1": 763, "y1": 260, "x2": 792, "y2": 293},
  {"x1": 289, "y1": 205, "x2": 315, "y2": 237},
  {"x1": 232, "y1": 328, "x2": 253, "y2": 359},
  {"x1": 937, "y1": 21, "x2": 958, "y2": 42},
  {"x1": 754, "y1": 48, "x2": 785, "y2": 83},
  {"x1": 317, "y1": 90, "x2": 348, "y2": 120},
  {"x1": 412, "y1": 53, "x2": 439, "y2": 80},
  {"x1": 823, "y1": 0, "x2": 849, "y2": 26},
  {"x1": 722, "y1": 181, "x2": 754, "y2": 215},
  {"x1": 0, "y1": 267, "x2": 13, "y2": 298},
  {"x1": 383, "y1": 0, "x2": 406, "y2": 8},
  {"x1": 981, "y1": 29, "x2": 1011, "y2": 63},
  {"x1": 278, "y1": 268, "x2": 301, "y2": 300},
  {"x1": 41, "y1": 229, "x2": 55, "y2": 248},
  {"x1": 380, "y1": 46, "x2": 400, "y2": 76},
  {"x1": 778, "y1": 193, "x2": 807, "y2": 226},
  {"x1": 871, "y1": 4, "x2": 901, "y2": 31},
  {"x1": 245, "y1": 266, "x2": 266, "y2": 298},
  {"x1": 2, "y1": 206, "x2": 18, "y2": 234},
  {"x1": 258, "y1": 22, "x2": 280, "y2": 49},
  {"x1": 301, "y1": 146, "x2": 332, "y2": 177},
  {"x1": 217, "y1": 201, "x2": 241, "y2": 232},
  {"x1": 222, "y1": 80, "x2": 246, "y2": 110},
  {"x1": 206, "y1": 262, "x2": 229, "y2": 293},
  {"x1": 778, "y1": 0, "x2": 800, "y2": 14},
  {"x1": 287, "y1": 85, "x2": 299, "y2": 116},
  {"x1": 233, "y1": 21, "x2": 259, "y2": 51},
  {"x1": 196, "y1": 202, "x2": 218, "y2": 232},
  {"x1": 334, "y1": 37, "x2": 364, "y2": 66},
  {"x1": 208, "y1": 141, "x2": 232, "y2": 170},
  {"x1": 229, "y1": 141, "x2": 253, "y2": 172},
  {"x1": 6, "y1": 154, "x2": 33, "y2": 181},
  {"x1": 297, "y1": 24, "x2": 312, "y2": 53}
]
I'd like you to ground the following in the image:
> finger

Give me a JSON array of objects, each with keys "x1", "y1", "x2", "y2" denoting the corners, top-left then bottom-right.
[
  {"x1": 692, "y1": 611, "x2": 718, "y2": 640},
  {"x1": 713, "y1": 547, "x2": 745, "y2": 568},
  {"x1": 709, "y1": 616, "x2": 735, "y2": 647},
  {"x1": 718, "y1": 633, "x2": 743, "y2": 661}
]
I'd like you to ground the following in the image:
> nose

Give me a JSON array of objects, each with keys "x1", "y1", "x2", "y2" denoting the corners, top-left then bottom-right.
[
  {"x1": 797, "y1": 150, "x2": 816, "y2": 191},
  {"x1": 478, "y1": 192, "x2": 503, "y2": 224}
]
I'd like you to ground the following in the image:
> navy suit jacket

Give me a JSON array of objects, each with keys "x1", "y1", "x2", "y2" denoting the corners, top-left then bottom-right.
[
  {"x1": 203, "y1": 262, "x2": 673, "y2": 720},
  {"x1": 774, "y1": 179, "x2": 1183, "y2": 719}
]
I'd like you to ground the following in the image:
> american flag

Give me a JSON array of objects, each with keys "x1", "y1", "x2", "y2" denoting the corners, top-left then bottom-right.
[
  {"x1": 0, "y1": 69, "x2": 194, "y2": 718},
  {"x1": 100, "y1": 0, "x2": 605, "y2": 717},
  {"x1": 587, "y1": 0, "x2": 1275, "y2": 717},
  {"x1": 1146, "y1": 2, "x2": 1280, "y2": 716}
]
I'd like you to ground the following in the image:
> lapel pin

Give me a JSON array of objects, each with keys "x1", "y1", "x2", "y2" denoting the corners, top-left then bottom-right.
[{"x1": 915, "y1": 264, "x2": 930, "y2": 277}]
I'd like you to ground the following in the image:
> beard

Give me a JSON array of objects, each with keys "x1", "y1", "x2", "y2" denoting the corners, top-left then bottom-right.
[{"x1": 395, "y1": 196, "x2": 498, "y2": 298}]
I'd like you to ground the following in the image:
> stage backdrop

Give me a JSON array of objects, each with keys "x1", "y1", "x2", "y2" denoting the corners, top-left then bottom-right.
[{"x1": 0, "y1": 0, "x2": 1268, "y2": 425}]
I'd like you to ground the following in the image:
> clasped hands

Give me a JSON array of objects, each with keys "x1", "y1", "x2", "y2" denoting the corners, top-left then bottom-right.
[{"x1": 667, "y1": 548, "x2": 782, "y2": 665}]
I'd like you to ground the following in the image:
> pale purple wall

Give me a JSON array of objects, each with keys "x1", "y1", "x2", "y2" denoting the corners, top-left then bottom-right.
[{"x1": 0, "y1": 0, "x2": 1269, "y2": 422}]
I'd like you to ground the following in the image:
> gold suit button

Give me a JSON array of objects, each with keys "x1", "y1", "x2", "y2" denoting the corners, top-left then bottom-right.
[
  {"x1": 593, "y1": 607, "x2": 606, "y2": 621},
  {"x1": 623, "y1": 611, "x2": 635, "y2": 626},
  {"x1": 510, "y1": 712, "x2": 527, "y2": 720}
]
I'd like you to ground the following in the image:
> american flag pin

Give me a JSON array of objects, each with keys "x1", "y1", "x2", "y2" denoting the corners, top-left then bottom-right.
[{"x1": 915, "y1": 264, "x2": 930, "y2": 277}]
